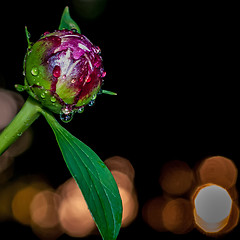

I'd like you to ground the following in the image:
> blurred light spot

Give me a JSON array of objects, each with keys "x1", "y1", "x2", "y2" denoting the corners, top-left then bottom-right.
[
  {"x1": 72, "y1": 0, "x2": 107, "y2": 20},
  {"x1": 0, "y1": 181, "x2": 25, "y2": 221},
  {"x1": 218, "y1": 201, "x2": 239, "y2": 235},
  {"x1": 58, "y1": 178, "x2": 96, "y2": 237},
  {"x1": 197, "y1": 156, "x2": 237, "y2": 189},
  {"x1": 0, "y1": 151, "x2": 14, "y2": 176},
  {"x1": 193, "y1": 184, "x2": 232, "y2": 233},
  {"x1": 11, "y1": 186, "x2": 42, "y2": 225},
  {"x1": 118, "y1": 185, "x2": 138, "y2": 227},
  {"x1": 30, "y1": 190, "x2": 60, "y2": 228},
  {"x1": 11, "y1": 178, "x2": 50, "y2": 225},
  {"x1": 162, "y1": 198, "x2": 194, "y2": 234},
  {"x1": 105, "y1": 156, "x2": 138, "y2": 227},
  {"x1": 30, "y1": 190, "x2": 63, "y2": 239},
  {"x1": 159, "y1": 160, "x2": 194, "y2": 195},
  {"x1": 104, "y1": 156, "x2": 135, "y2": 182},
  {"x1": 7, "y1": 129, "x2": 33, "y2": 157},
  {"x1": 111, "y1": 170, "x2": 134, "y2": 193},
  {"x1": 142, "y1": 196, "x2": 168, "y2": 232},
  {"x1": 0, "y1": 89, "x2": 18, "y2": 130}
]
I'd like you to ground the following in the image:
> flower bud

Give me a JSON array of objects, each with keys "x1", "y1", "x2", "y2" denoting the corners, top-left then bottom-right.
[{"x1": 24, "y1": 30, "x2": 105, "y2": 116}]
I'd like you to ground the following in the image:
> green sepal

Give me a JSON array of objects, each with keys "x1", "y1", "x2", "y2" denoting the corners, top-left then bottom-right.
[
  {"x1": 101, "y1": 89, "x2": 117, "y2": 96},
  {"x1": 59, "y1": 6, "x2": 81, "y2": 33},
  {"x1": 25, "y1": 26, "x2": 32, "y2": 49}
]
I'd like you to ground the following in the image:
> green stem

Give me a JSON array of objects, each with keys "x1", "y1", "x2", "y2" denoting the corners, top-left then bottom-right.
[{"x1": 0, "y1": 96, "x2": 42, "y2": 155}]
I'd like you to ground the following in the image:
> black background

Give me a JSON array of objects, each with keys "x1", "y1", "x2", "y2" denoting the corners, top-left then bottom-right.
[{"x1": 0, "y1": 1, "x2": 239, "y2": 239}]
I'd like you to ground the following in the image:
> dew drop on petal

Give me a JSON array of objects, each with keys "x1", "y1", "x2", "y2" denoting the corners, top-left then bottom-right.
[
  {"x1": 52, "y1": 65, "x2": 61, "y2": 78},
  {"x1": 101, "y1": 71, "x2": 106, "y2": 78},
  {"x1": 31, "y1": 66, "x2": 39, "y2": 76},
  {"x1": 41, "y1": 92, "x2": 46, "y2": 99},
  {"x1": 50, "y1": 96, "x2": 56, "y2": 103},
  {"x1": 86, "y1": 76, "x2": 91, "y2": 83}
]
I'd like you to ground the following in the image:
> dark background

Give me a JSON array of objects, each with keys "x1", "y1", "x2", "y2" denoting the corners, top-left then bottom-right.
[{"x1": 0, "y1": 1, "x2": 239, "y2": 239}]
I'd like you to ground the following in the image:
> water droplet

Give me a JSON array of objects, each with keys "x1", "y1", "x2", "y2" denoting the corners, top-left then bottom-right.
[
  {"x1": 71, "y1": 79, "x2": 76, "y2": 84},
  {"x1": 77, "y1": 106, "x2": 84, "y2": 113},
  {"x1": 62, "y1": 106, "x2": 71, "y2": 115},
  {"x1": 86, "y1": 76, "x2": 91, "y2": 83},
  {"x1": 41, "y1": 92, "x2": 46, "y2": 99},
  {"x1": 50, "y1": 96, "x2": 56, "y2": 103},
  {"x1": 60, "y1": 112, "x2": 74, "y2": 123},
  {"x1": 17, "y1": 132, "x2": 22, "y2": 137},
  {"x1": 101, "y1": 71, "x2": 106, "y2": 78},
  {"x1": 88, "y1": 99, "x2": 95, "y2": 107},
  {"x1": 52, "y1": 65, "x2": 61, "y2": 78},
  {"x1": 92, "y1": 94, "x2": 97, "y2": 100},
  {"x1": 94, "y1": 46, "x2": 101, "y2": 54},
  {"x1": 31, "y1": 66, "x2": 39, "y2": 76},
  {"x1": 71, "y1": 28, "x2": 78, "y2": 33}
]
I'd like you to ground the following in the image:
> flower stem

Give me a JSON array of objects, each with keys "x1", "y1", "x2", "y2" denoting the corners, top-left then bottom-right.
[{"x1": 0, "y1": 96, "x2": 42, "y2": 156}]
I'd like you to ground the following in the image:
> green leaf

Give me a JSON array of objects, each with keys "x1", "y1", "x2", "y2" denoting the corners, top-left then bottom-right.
[
  {"x1": 59, "y1": 6, "x2": 81, "y2": 33},
  {"x1": 41, "y1": 110, "x2": 122, "y2": 240}
]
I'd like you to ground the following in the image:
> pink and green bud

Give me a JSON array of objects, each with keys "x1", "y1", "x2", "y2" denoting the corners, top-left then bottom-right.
[{"x1": 23, "y1": 29, "x2": 106, "y2": 117}]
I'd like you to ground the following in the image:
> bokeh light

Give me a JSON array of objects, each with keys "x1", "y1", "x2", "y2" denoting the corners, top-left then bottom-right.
[
  {"x1": 0, "y1": 89, "x2": 19, "y2": 130},
  {"x1": 11, "y1": 180, "x2": 50, "y2": 226},
  {"x1": 142, "y1": 196, "x2": 168, "y2": 232},
  {"x1": 193, "y1": 184, "x2": 232, "y2": 233},
  {"x1": 162, "y1": 198, "x2": 194, "y2": 234},
  {"x1": 144, "y1": 155, "x2": 239, "y2": 237},
  {"x1": 196, "y1": 156, "x2": 238, "y2": 189},
  {"x1": 104, "y1": 156, "x2": 138, "y2": 227},
  {"x1": 0, "y1": 89, "x2": 32, "y2": 183},
  {"x1": 58, "y1": 178, "x2": 96, "y2": 237},
  {"x1": 159, "y1": 160, "x2": 194, "y2": 196}
]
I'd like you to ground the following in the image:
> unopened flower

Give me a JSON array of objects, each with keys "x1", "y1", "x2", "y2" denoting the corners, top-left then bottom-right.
[{"x1": 23, "y1": 29, "x2": 105, "y2": 118}]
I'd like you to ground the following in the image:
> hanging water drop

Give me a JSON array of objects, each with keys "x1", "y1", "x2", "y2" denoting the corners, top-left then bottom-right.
[
  {"x1": 31, "y1": 66, "x2": 39, "y2": 76},
  {"x1": 52, "y1": 65, "x2": 61, "y2": 78},
  {"x1": 77, "y1": 106, "x2": 84, "y2": 113},
  {"x1": 60, "y1": 112, "x2": 74, "y2": 123},
  {"x1": 88, "y1": 99, "x2": 95, "y2": 107},
  {"x1": 92, "y1": 94, "x2": 97, "y2": 100}
]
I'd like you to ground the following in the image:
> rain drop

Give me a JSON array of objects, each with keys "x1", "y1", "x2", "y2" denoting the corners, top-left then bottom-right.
[
  {"x1": 41, "y1": 92, "x2": 46, "y2": 99},
  {"x1": 60, "y1": 112, "x2": 74, "y2": 123},
  {"x1": 86, "y1": 76, "x2": 91, "y2": 83},
  {"x1": 88, "y1": 99, "x2": 95, "y2": 107},
  {"x1": 50, "y1": 96, "x2": 56, "y2": 103},
  {"x1": 77, "y1": 106, "x2": 84, "y2": 113},
  {"x1": 92, "y1": 94, "x2": 97, "y2": 100},
  {"x1": 52, "y1": 65, "x2": 61, "y2": 78},
  {"x1": 101, "y1": 71, "x2": 106, "y2": 78},
  {"x1": 31, "y1": 66, "x2": 39, "y2": 76}
]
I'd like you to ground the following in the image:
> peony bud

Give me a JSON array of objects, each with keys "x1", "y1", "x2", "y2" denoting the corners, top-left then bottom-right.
[{"x1": 23, "y1": 29, "x2": 105, "y2": 120}]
